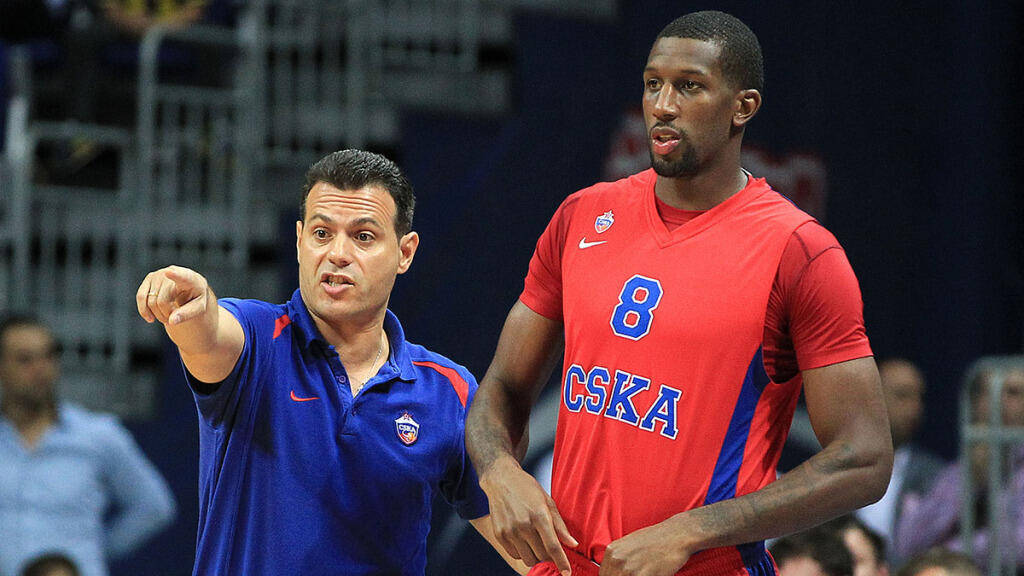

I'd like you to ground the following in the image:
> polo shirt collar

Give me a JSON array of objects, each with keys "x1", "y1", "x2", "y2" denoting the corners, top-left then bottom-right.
[{"x1": 285, "y1": 289, "x2": 417, "y2": 383}]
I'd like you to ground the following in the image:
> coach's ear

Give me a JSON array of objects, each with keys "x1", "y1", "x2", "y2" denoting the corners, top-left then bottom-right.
[
  {"x1": 397, "y1": 231, "x2": 419, "y2": 275},
  {"x1": 295, "y1": 221, "x2": 303, "y2": 263}
]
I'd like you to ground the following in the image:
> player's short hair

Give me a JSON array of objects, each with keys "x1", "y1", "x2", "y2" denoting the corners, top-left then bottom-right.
[
  {"x1": 656, "y1": 11, "x2": 764, "y2": 93},
  {"x1": 770, "y1": 527, "x2": 853, "y2": 576},
  {"x1": 896, "y1": 549, "x2": 981, "y2": 576},
  {"x1": 0, "y1": 313, "x2": 51, "y2": 357},
  {"x1": 301, "y1": 149, "x2": 415, "y2": 236}
]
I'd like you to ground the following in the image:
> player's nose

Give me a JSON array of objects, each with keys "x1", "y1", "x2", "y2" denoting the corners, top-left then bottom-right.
[{"x1": 653, "y1": 84, "x2": 679, "y2": 119}]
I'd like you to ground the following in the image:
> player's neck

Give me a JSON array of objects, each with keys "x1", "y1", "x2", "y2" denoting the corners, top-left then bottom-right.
[{"x1": 655, "y1": 162, "x2": 748, "y2": 211}]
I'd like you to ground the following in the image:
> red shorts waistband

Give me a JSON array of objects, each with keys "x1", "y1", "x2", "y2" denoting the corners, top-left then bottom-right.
[
  {"x1": 526, "y1": 549, "x2": 601, "y2": 576},
  {"x1": 527, "y1": 545, "x2": 776, "y2": 576}
]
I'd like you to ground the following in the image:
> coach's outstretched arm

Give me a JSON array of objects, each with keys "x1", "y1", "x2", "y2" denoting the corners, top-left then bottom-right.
[
  {"x1": 135, "y1": 265, "x2": 244, "y2": 386},
  {"x1": 598, "y1": 357, "x2": 894, "y2": 576},
  {"x1": 466, "y1": 301, "x2": 576, "y2": 576}
]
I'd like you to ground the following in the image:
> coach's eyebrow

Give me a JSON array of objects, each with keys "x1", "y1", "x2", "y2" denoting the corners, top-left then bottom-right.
[
  {"x1": 308, "y1": 213, "x2": 335, "y2": 224},
  {"x1": 351, "y1": 216, "x2": 384, "y2": 228}
]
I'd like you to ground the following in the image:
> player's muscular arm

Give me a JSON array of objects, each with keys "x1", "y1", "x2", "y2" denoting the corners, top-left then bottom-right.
[
  {"x1": 136, "y1": 265, "x2": 244, "y2": 385},
  {"x1": 466, "y1": 301, "x2": 577, "y2": 575},
  {"x1": 600, "y1": 356, "x2": 893, "y2": 576}
]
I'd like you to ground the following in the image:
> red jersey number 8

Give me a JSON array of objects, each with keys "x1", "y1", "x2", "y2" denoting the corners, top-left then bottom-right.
[{"x1": 610, "y1": 275, "x2": 663, "y2": 340}]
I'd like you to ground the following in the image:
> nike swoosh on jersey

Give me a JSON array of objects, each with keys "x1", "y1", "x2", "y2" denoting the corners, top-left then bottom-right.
[
  {"x1": 578, "y1": 237, "x2": 608, "y2": 249},
  {"x1": 290, "y1": 390, "x2": 320, "y2": 402}
]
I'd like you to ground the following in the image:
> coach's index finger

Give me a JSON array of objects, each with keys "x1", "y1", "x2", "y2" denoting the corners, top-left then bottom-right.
[{"x1": 163, "y1": 265, "x2": 202, "y2": 289}]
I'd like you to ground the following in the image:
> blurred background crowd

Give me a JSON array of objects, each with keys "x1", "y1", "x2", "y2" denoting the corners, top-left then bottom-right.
[{"x1": 0, "y1": 1, "x2": 1021, "y2": 575}]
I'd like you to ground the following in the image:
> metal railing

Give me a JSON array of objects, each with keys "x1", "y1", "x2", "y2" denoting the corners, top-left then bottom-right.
[
  {"x1": 1, "y1": 46, "x2": 147, "y2": 414},
  {"x1": 960, "y1": 356, "x2": 1024, "y2": 576},
  {"x1": 135, "y1": 23, "x2": 259, "y2": 299}
]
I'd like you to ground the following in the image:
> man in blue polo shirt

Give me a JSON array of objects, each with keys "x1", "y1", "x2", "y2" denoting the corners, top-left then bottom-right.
[{"x1": 135, "y1": 149, "x2": 525, "y2": 575}]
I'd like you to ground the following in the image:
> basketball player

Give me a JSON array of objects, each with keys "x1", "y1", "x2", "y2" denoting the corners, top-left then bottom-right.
[{"x1": 466, "y1": 11, "x2": 893, "y2": 576}]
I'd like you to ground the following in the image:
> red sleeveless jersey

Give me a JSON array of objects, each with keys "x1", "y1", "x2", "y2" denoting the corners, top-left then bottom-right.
[{"x1": 520, "y1": 170, "x2": 859, "y2": 573}]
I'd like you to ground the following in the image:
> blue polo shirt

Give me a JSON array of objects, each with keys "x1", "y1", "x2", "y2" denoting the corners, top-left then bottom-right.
[{"x1": 187, "y1": 289, "x2": 489, "y2": 576}]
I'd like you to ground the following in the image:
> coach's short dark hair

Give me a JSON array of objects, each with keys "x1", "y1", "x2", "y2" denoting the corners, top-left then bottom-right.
[
  {"x1": 657, "y1": 11, "x2": 764, "y2": 93},
  {"x1": 301, "y1": 149, "x2": 415, "y2": 236}
]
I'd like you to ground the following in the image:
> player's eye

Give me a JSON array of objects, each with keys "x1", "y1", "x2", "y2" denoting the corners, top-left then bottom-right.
[
  {"x1": 680, "y1": 80, "x2": 702, "y2": 91},
  {"x1": 645, "y1": 78, "x2": 662, "y2": 91},
  {"x1": 356, "y1": 232, "x2": 375, "y2": 243},
  {"x1": 313, "y1": 228, "x2": 330, "y2": 240}
]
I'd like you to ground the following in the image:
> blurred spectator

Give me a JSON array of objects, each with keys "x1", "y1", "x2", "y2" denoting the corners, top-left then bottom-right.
[
  {"x1": 822, "y1": 515, "x2": 889, "y2": 576},
  {"x1": 0, "y1": 313, "x2": 176, "y2": 576},
  {"x1": 894, "y1": 367, "x2": 1024, "y2": 570},
  {"x1": 895, "y1": 549, "x2": 982, "y2": 576},
  {"x1": 771, "y1": 526, "x2": 854, "y2": 576},
  {"x1": 857, "y1": 358, "x2": 945, "y2": 562},
  {"x1": 20, "y1": 552, "x2": 80, "y2": 576}
]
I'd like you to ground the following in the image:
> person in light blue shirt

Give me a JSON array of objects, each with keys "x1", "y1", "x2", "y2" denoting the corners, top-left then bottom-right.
[{"x1": 0, "y1": 314, "x2": 176, "y2": 576}]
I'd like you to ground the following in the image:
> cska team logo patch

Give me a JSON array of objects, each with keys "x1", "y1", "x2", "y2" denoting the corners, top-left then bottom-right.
[
  {"x1": 395, "y1": 412, "x2": 420, "y2": 445},
  {"x1": 595, "y1": 211, "x2": 615, "y2": 233}
]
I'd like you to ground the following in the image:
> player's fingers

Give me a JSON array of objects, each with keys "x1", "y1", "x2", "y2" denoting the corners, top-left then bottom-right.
[
  {"x1": 549, "y1": 501, "x2": 579, "y2": 548},
  {"x1": 170, "y1": 292, "x2": 207, "y2": 325},
  {"x1": 499, "y1": 530, "x2": 537, "y2": 566},
  {"x1": 523, "y1": 521, "x2": 572, "y2": 570},
  {"x1": 536, "y1": 517, "x2": 573, "y2": 576},
  {"x1": 493, "y1": 531, "x2": 522, "y2": 562},
  {"x1": 514, "y1": 534, "x2": 541, "y2": 568}
]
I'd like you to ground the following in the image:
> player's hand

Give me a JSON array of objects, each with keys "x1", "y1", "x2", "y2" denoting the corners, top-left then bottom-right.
[
  {"x1": 479, "y1": 456, "x2": 578, "y2": 576},
  {"x1": 599, "y1": 522, "x2": 690, "y2": 576},
  {"x1": 136, "y1": 265, "x2": 211, "y2": 326}
]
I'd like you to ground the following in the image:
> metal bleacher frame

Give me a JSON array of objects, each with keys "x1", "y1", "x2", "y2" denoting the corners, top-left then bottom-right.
[
  {"x1": 3, "y1": 0, "x2": 616, "y2": 417},
  {"x1": 2, "y1": 45, "x2": 145, "y2": 414},
  {"x1": 959, "y1": 356, "x2": 1024, "y2": 576}
]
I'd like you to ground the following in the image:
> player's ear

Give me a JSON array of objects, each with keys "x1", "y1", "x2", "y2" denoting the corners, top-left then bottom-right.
[
  {"x1": 733, "y1": 89, "x2": 761, "y2": 128},
  {"x1": 397, "y1": 231, "x2": 419, "y2": 274},
  {"x1": 295, "y1": 221, "x2": 303, "y2": 263}
]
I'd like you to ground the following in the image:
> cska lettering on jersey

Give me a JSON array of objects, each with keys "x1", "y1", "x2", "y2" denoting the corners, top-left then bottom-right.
[{"x1": 563, "y1": 364, "x2": 682, "y2": 439}]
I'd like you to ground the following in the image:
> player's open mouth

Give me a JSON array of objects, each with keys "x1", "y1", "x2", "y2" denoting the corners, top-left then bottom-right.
[{"x1": 650, "y1": 126, "x2": 681, "y2": 155}]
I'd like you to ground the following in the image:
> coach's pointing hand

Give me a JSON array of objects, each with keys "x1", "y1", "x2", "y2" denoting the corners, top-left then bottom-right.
[
  {"x1": 136, "y1": 265, "x2": 243, "y2": 385},
  {"x1": 136, "y1": 265, "x2": 213, "y2": 326},
  {"x1": 480, "y1": 455, "x2": 578, "y2": 576}
]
